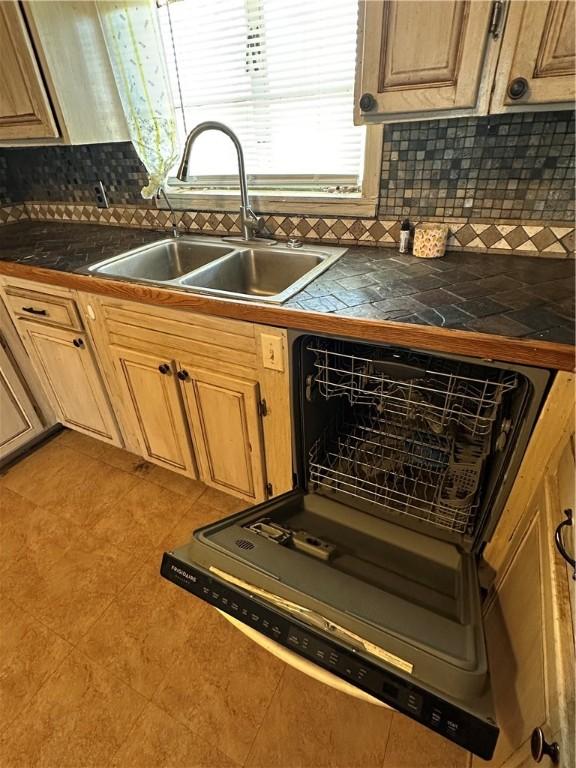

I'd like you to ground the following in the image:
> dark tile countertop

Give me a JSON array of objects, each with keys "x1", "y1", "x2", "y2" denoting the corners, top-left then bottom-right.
[{"x1": 0, "y1": 220, "x2": 574, "y2": 346}]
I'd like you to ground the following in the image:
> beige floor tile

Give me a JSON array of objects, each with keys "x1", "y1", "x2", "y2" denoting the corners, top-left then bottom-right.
[
  {"x1": 0, "y1": 649, "x2": 146, "y2": 768},
  {"x1": 161, "y1": 501, "x2": 229, "y2": 551},
  {"x1": 154, "y1": 608, "x2": 284, "y2": 765},
  {"x1": 198, "y1": 485, "x2": 251, "y2": 514},
  {"x1": 52, "y1": 428, "x2": 115, "y2": 460},
  {"x1": 0, "y1": 490, "x2": 83, "y2": 588},
  {"x1": 86, "y1": 440, "x2": 152, "y2": 474},
  {"x1": 92, "y1": 478, "x2": 197, "y2": 555},
  {"x1": 79, "y1": 560, "x2": 207, "y2": 699},
  {"x1": 111, "y1": 701, "x2": 238, "y2": 768},
  {"x1": 383, "y1": 712, "x2": 469, "y2": 768},
  {"x1": 0, "y1": 595, "x2": 71, "y2": 732},
  {"x1": 1, "y1": 440, "x2": 77, "y2": 505},
  {"x1": 133, "y1": 462, "x2": 207, "y2": 499},
  {"x1": 246, "y1": 666, "x2": 393, "y2": 768},
  {"x1": 8, "y1": 530, "x2": 137, "y2": 644},
  {"x1": 39, "y1": 447, "x2": 140, "y2": 528}
]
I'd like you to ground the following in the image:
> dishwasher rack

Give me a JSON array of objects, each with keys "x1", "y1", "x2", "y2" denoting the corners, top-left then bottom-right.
[
  {"x1": 309, "y1": 412, "x2": 488, "y2": 534},
  {"x1": 309, "y1": 342, "x2": 518, "y2": 438}
]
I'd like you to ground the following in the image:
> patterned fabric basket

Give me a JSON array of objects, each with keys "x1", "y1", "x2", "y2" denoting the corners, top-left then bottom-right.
[{"x1": 412, "y1": 224, "x2": 449, "y2": 259}]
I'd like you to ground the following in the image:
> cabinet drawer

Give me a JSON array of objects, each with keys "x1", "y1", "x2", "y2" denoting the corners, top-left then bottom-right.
[{"x1": 5, "y1": 287, "x2": 82, "y2": 330}]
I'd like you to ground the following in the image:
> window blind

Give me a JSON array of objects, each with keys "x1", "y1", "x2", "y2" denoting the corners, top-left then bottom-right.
[{"x1": 157, "y1": 0, "x2": 364, "y2": 188}]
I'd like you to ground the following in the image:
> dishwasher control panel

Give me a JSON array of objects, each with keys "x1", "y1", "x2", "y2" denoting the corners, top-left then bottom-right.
[{"x1": 161, "y1": 551, "x2": 499, "y2": 760}]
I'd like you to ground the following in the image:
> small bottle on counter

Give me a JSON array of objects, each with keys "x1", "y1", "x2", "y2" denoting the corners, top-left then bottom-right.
[{"x1": 399, "y1": 219, "x2": 411, "y2": 253}]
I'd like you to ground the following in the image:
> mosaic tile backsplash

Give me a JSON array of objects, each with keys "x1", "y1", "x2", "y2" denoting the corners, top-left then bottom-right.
[
  {"x1": 379, "y1": 111, "x2": 575, "y2": 222},
  {"x1": 0, "y1": 142, "x2": 144, "y2": 206},
  {"x1": 0, "y1": 111, "x2": 574, "y2": 257}
]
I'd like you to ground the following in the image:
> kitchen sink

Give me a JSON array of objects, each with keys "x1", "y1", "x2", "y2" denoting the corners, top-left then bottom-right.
[
  {"x1": 88, "y1": 239, "x2": 235, "y2": 282},
  {"x1": 81, "y1": 236, "x2": 344, "y2": 303},
  {"x1": 180, "y1": 247, "x2": 326, "y2": 300}
]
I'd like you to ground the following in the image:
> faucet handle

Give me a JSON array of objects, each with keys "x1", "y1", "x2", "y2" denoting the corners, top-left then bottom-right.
[{"x1": 287, "y1": 237, "x2": 303, "y2": 248}]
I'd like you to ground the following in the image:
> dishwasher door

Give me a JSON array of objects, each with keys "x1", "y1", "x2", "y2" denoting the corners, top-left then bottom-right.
[{"x1": 161, "y1": 489, "x2": 499, "y2": 760}]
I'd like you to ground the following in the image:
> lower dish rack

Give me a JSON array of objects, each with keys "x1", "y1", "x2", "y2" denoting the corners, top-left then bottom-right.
[{"x1": 309, "y1": 412, "x2": 489, "y2": 535}]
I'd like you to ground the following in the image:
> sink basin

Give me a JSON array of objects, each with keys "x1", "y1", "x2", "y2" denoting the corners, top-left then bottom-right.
[
  {"x1": 88, "y1": 239, "x2": 234, "y2": 282},
  {"x1": 82, "y1": 236, "x2": 344, "y2": 304},
  {"x1": 180, "y1": 248, "x2": 325, "y2": 300}
]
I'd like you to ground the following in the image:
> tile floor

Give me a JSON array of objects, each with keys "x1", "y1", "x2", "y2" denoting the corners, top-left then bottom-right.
[{"x1": 0, "y1": 430, "x2": 470, "y2": 768}]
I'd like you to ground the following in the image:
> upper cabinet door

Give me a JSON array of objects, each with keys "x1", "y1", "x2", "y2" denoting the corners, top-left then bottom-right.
[
  {"x1": 0, "y1": 2, "x2": 58, "y2": 140},
  {"x1": 491, "y1": 0, "x2": 575, "y2": 111},
  {"x1": 355, "y1": 0, "x2": 494, "y2": 123}
]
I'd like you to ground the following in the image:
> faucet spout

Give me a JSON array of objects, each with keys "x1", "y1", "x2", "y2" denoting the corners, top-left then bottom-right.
[{"x1": 177, "y1": 121, "x2": 264, "y2": 242}]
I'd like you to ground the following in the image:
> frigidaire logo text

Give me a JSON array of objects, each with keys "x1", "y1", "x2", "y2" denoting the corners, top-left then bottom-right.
[{"x1": 171, "y1": 564, "x2": 197, "y2": 582}]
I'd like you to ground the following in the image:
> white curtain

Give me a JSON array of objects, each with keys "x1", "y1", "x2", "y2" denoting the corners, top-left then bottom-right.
[{"x1": 97, "y1": 0, "x2": 179, "y2": 198}]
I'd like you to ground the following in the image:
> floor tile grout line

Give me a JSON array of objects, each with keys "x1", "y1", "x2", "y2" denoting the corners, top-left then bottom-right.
[
  {"x1": 241, "y1": 663, "x2": 287, "y2": 768},
  {"x1": 379, "y1": 710, "x2": 397, "y2": 768},
  {"x1": 0, "y1": 641, "x2": 75, "y2": 739}
]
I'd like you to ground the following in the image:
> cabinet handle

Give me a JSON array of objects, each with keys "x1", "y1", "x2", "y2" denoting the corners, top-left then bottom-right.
[
  {"x1": 531, "y1": 728, "x2": 560, "y2": 764},
  {"x1": 72, "y1": 338, "x2": 84, "y2": 348},
  {"x1": 554, "y1": 508, "x2": 575, "y2": 578},
  {"x1": 507, "y1": 77, "x2": 529, "y2": 100},
  {"x1": 158, "y1": 363, "x2": 170, "y2": 374},
  {"x1": 22, "y1": 306, "x2": 47, "y2": 316},
  {"x1": 177, "y1": 370, "x2": 189, "y2": 381}
]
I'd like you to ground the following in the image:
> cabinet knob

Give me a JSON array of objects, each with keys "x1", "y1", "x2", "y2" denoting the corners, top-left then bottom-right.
[
  {"x1": 359, "y1": 92, "x2": 377, "y2": 112},
  {"x1": 72, "y1": 338, "x2": 84, "y2": 348},
  {"x1": 507, "y1": 77, "x2": 528, "y2": 100},
  {"x1": 531, "y1": 728, "x2": 560, "y2": 764},
  {"x1": 158, "y1": 363, "x2": 170, "y2": 374},
  {"x1": 177, "y1": 370, "x2": 189, "y2": 381}
]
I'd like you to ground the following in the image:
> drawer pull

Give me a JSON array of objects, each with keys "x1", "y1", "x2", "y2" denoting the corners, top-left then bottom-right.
[
  {"x1": 158, "y1": 363, "x2": 170, "y2": 374},
  {"x1": 22, "y1": 306, "x2": 48, "y2": 316},
  {"x1": 72, "y1": 338, "x2": 84, "y2": 348},
  {"x1": 177, "y1": 370, "x2": 189, "y2": 381}
]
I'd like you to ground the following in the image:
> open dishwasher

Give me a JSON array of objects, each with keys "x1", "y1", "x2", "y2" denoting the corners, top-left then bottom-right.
[{"x1": 161, "y1": 333, "x2": 549, "y2": 760}]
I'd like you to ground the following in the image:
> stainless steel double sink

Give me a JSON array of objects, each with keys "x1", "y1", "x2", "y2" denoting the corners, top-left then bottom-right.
[{"x1": 80, "y1": 236, "x2": 345, "y2": 304}]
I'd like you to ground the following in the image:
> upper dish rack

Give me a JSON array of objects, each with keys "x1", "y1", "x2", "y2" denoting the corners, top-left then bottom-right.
[{"x1": 308, "y1": 342, "x2": 518, "y2": 438}]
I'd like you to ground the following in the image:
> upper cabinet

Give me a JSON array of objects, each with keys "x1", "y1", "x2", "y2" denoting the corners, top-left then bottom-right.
[
  {"x1": 491, "y1": 0, "x2": 576, "y2": 110},
  {"x1": 355, "y1": 0, "x2": 576, "y2": 124},
  {"x1": 0, "y1": 0, "x2": 128, "y2": 145},
  {"x1": 0, "y1": 2, "x2": 59, "y2": 140}
]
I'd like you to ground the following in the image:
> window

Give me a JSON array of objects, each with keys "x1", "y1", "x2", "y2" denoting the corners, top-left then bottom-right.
[{"x1": 157, "y1": 0, "x2": 381, "y2": 214}]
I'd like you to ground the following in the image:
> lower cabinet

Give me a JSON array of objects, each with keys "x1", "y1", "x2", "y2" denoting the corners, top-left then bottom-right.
[
  {"x1": 110, "y1": 346, "x2": 197, "y2": 478},
  {"x1": 179, "y1": 365, "x2": 266, "y2": 503},
  {"x1": 0, "y1": 341, "x2": 44, "y2": 461},
  {"x1": 24, "y1": 323, "x2": 120, "y2": 445},
  {"x1": 111, "y1": 346, "x2": 269, "y2": 501},
  {"x1": 475, "y1": 374, "x2": 575, "y2": 768}
]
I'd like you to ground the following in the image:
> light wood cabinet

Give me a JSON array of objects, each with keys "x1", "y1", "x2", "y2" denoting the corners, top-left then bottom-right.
[
  {"x1": 81, "y1": 294, "x2": 293, "y2": 504},
  {"x1": 0, "y1": 1, "x2": 128, "y2": 145},
  {"x1": 355, "y1": 0, "x2": 576, "y2": 124},
  {"x1": 0, "y1": 1, "x2": 59, "y2": 140},
  {"x1": 0, "y1": 340, "x2": 44, "y2": 461},
  {"x1": 491, "y1": 0, "x2": 576, "y2": 111},
  {"x1": 476, "y1": 372, "x2": 575, "y2": 768},
  {"x1": 23, "y1": 323, "x2": 121, "y2": 445},
  {"x1": 110, "y1": 346, "x2": 197, "y2": 478},
  {"x1": 179, "y1": 365, "x2": 266, "y2": 503}
]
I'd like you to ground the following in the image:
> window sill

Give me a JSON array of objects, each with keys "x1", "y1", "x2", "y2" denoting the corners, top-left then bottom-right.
[{"x1": 160, "y1": 188, "x2": 378, "y2": 218}]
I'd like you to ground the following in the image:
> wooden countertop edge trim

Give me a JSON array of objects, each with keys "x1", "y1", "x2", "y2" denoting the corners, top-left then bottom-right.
[{"x1": 0, "y1": 260, "x2": 574, "y2": 371}]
